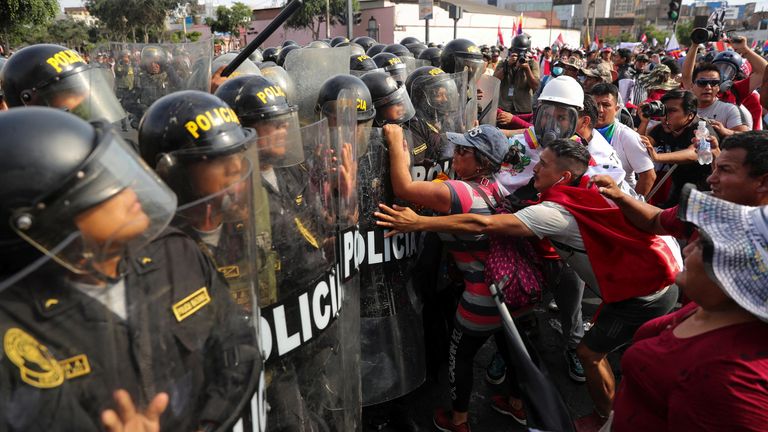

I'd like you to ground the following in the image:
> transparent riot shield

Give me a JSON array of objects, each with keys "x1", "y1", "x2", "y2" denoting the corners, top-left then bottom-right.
[
  {"x1": 355, "y1": 127, "x2": 426, "y2": 405},
  {"x1": 97, "y1": 39, "x2": 213, "y2": 128},
  {"x1": 405, "y1": 70, "x2": 467, "y2": 181},
  {"x1": 255, "y1": 117, "x2": 352, "y2": 432},
  {"x1": 284, "y1": 46, "x2": 351, "y2": 125},
  {"x1": 477, "y1": 75, "x2": 500, "y2": 126},
  {"x1": 325, "y1": 88, "x2": 362, "y2": 430},
  {"x1": 212, "y1": 52, "x2": 262, "y2": 78},
  {"x1": 401, "y1": 56, "x2": 417, "y2": 75}
]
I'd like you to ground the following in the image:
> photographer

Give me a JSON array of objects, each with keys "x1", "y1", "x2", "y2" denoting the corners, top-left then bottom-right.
[
  {"x1": 638, "y1": 89, "x2": 717, "y2": 207},
  {"x1": 495, "y1": 33, "x2": 540, "y2": 115},
  {"x1": 682, "y1": 36, "x2": 766, "y2": 130}
]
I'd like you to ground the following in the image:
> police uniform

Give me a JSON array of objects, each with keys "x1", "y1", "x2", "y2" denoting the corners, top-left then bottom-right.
[{"x1": 0, "y1": 228, "x2": 258, "y2": 432}]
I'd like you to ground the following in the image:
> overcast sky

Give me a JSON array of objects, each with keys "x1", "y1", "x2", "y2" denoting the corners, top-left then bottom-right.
[{"x1": 58, "y1": 0, "x2": 768, "y2": 12}]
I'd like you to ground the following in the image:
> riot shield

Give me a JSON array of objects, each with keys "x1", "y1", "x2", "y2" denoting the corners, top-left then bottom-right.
[
  {"x1": 355, "y1": 127, "x2": 426, "y2": 405},
  {"x1": 212, "y1": 52, "x2": 262, "y2": 77},
  {"x1": 97, "y1": 39, "x2": 213, "y2": 127},
  {"x1": 255, "y1": 117, "x2": 355, "y2": 432},
  {"x1": 284, "y1": 47, "x2": 351, "y2": 125},
  {"x1": 477, "y1": 74, "x2": 500, "y2": 126},
  {"x1": 406, "y1": 70, "x2": 468, "y2": 181}
]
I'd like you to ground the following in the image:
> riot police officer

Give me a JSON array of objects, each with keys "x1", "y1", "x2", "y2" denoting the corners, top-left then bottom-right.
[
  {"x1": 351, "y1": 54, "x2": 381, "y2": 77},
  {"x1": 361, "y1": 70, "x2": 416, "y2": 127},
  {"x1": 0, "y1": 43, "x2": 125, "y2": 123},
  {"x1": 127, "y1": 46, "x2": 182, "y2": 126},
  {"x1": 0, "y1": 107, "x2": 260, "y2": 432},
  {"x1": 372, "y1": 52, "x2": 408, "y2": 85}
]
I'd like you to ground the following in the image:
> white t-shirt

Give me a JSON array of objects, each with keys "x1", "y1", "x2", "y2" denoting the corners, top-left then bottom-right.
[
  {"x1": 697, "y1": 100, "x2": 746, "y2": 129},
  {"x1": 607, "y1": 121, "x2": 655, "y2": 189},
  {"x1": 72, "y1": 278, "x2": 128, "y2": 320}
]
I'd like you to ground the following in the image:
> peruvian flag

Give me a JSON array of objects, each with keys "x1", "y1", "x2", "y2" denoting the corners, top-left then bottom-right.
[
  {"x1": 640, "y1": 33, "x2": 647, "y2": 44},
  {"x1": 553, "y1": 33, "x2": 565, "y2": 48},
  {"x1": 540, "y1": 180, "x2": 681, "y2": 303},
  {"x1": 751, "y1": 39, "x2": 758, "y2": 49},
  {"x1": 497, "y1": 21, "x2": 505, "y2": 47},
  {"x1": 714, "y1": 40, "x2": 729, "y2": 51}
]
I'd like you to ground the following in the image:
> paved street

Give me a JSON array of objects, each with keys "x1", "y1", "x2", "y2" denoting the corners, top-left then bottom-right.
[{"x1": 364, "y1": 290, "x2": 623, "y2": 432}]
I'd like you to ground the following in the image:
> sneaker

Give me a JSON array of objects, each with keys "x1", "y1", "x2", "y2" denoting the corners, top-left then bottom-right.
[
  {"x1": 547, "y1": 298, "x2": 559, "y2": 312},
  {"x1": 433, "y1": 408, "x2": 470, "y2": 432},
  {"x1": 574, "y1": 412, "x2": 607, "y2": 432},
  {"x1": 566, "y1": 349, "x2": 586, "y2": 383},
  {"x1": 485, "y1": 351, "x2": 506, "y2": 384},
  {"x1": 490, "y1": 395, "x2": 527, "y2": 426}
]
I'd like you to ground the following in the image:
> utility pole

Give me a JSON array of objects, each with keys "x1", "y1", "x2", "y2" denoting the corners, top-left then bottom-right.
[{"x1": 326, "y1": 0, "x2": 331, "y2": 38}]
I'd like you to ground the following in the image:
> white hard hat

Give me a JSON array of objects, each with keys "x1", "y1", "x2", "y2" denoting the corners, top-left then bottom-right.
[{"x1": 539, "y1": 76, "x2": 584, "y2": 110}]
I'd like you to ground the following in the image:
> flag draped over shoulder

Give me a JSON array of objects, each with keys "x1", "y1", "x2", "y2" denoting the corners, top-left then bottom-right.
[{"x1": 540, "y1": 181, "x2": 680, "y2": 303}]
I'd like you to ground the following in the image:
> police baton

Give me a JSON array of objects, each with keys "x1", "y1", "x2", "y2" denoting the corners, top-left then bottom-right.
[{"x1": 220, "y1": 0, "x2": 304, "y2": 78}]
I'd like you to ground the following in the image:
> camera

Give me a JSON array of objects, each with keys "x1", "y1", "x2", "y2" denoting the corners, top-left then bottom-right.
[
  {"x1": 691, "y1": 25, "x2": 723, "y2": 44},
  {"x1": 691, "y1": 8, "x2": 726, "y2": 44},
  {"x1": 642, "y1": 100, "x2": 666, "y2": 118}
]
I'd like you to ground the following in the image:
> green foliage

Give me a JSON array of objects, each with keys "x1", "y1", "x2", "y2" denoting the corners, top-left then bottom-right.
[
  {"x1": 639, "y1": 24, "x2": 670, "y2": 46},
  {"x1": 675, "y1": 20, "x2": 694, "y2": 47},
  {"x1": 11, "y1": 17, "x2": 106, "y2": 51},
  {"x1": 285, "y1": 0, "x2": 358, "y2": 40},
  {"x1": 86, "y1": 0, "x2": 181, "y2": 42},
  {"x1": 0, "y1": 0, "x2": 58, "y2": 51},
  {"x1": 204, "y1": 2, "x2": 251, "y2": 49},
  {"x1": 169, "y1": 30, "x2": 202, "y2": 43}
]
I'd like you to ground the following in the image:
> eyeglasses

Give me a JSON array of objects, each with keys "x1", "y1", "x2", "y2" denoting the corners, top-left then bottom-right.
[
  {"x1": 695, "y1": 79, "x2": 721, "y2": 88},
  {"x1": 455, "y1": 146, "x2": 474, "y2": 156}
]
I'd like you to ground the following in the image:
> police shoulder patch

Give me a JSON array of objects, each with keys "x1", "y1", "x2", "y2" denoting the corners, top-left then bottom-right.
[
  {"x1": 59, "y1": 354, "x2": 91, "y2": 380},
  {"x1": 3, "y1": 328, "x2": 65, "y2": 389},
  {"x1": 172, "y1": 287, "x2": 211, "y2": 322}
]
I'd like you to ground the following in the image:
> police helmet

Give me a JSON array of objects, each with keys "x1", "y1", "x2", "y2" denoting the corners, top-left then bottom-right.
[
  {"x1": 352, "y1": 36, "x2": 378, "y2": 52},
  {"x1": 366, "y1": 44, "x2": 387, "y2": 57},
  {"x1": 140, "y1": 45, "x2": 168, "y2": 69},
  {"x1": 0, "y1": 107, "x2": 176, "y2": 278},
  {"x1": 308, "y1": 40, "x2": 331, "y2": 49},
  {"x1": 440, "y1": 38, "x2": 484, "y2": 76},
  {"x1": 316, "y1": 74, "x2": 376, "y2": 122},
  {"x1": 248, "y1": 48, "x2": 263, "y2": 63},
  {"x1": 0, "y1": 44, "x2": 126, "y2": 123},
  {"x1": 282, "y1": 40, "x2": 299, "y2": 48},
  {"x1": 330, "y1": 36, "x2": 349, "y2": 47},
  {"x1": 372, "y1": 52, "x2": 408, "y2": 84},
  {"x1": 383, "y1": 43, "x2": 414, "y2": 58},
  {"x1": 361, "y1": 70, "x2": 416, "y2": 126},
  {"x1": 262, "y1": 47, "x2": 280, "y2": 63},
  {"x1": 350, "y1": 54, "x2": 380, "y2": 76},
  {"x1": 215, "y1": 75, "x2": 296, "y2": 123},
  {"x1": 400, "y1": 36, "x2": 421, "y2": 46},
  {"x1": 259, "y1": 63, "x2": 297, "y2": 103},
  {"x1": 338, "y1": 42, "x2": 366, "y2": 56},
  {"x1": 276, "y1": 45, "x2": 300, "y2": 67},
  {"x1": 138, "y1": 91, "x2": 255, "y2": 205},
  {"x1": 405, "y1": 43, "x2": 428, "y2": 58},
  {"x1": 418, "y1": 47, "x2": 443, "y2": 67},
  {"x1": 405, "y1": 66, "x2": 460, "y2": 117}
]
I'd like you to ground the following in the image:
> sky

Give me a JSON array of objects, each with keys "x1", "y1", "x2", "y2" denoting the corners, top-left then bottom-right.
[{"x1": 58, "y1": 0, "x2": 768, "y2": 12}]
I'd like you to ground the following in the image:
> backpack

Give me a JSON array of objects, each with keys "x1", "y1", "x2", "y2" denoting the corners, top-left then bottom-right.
[{"x1": 466, "y1": 182, "x2": 544, "y2": 310}]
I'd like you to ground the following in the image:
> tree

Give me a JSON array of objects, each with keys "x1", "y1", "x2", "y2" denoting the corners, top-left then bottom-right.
[
  {"x1": 0, "y1": 0, "x2": 58, "y2": 52},
  {"x1": 675, "y1": 20, "x2": 694, "y2": 47},
  {"x1": 86, "y1": 0, "x2": 181, "y2": 43},
  {"x1": 285, "y1": 0, "x2": 359, "y2": 40},
  {"x1": 204, "y1": 2, "x2": 251, "y2": 50}
]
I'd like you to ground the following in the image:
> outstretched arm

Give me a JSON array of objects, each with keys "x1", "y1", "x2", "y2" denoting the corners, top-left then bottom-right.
[
  {"x1": 588, "y1": 175, "x2": 668, "y2": 235},
  {"x1": 374, "y1": 203, "x2": 535, "y2": 237}
]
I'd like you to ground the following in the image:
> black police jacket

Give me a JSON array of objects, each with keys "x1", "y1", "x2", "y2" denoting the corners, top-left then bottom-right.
[{"x1": 0, "y1": 228, "x2": 258, "y2": 432}]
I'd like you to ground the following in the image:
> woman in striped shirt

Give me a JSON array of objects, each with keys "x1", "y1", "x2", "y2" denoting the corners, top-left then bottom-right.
[{"x1": 382, "y1": 123, "x2": 525, "y2": 431}]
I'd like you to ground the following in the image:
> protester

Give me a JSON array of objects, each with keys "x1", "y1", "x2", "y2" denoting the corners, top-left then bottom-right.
[
  {"x1": 689, "y1": 63, "x2": 749, "y2": 135},
  {"x1": 495, "y1": 34, "x2": 540, "y2": 115}
]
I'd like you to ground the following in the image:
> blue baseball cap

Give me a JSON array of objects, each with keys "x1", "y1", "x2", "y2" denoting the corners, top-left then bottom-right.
[{"x1": 446, "y1": 124, "x2": 510, "y2": 168}]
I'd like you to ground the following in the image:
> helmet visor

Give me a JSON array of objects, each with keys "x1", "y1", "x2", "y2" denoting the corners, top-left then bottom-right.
[
  {"x1": 245, "y1": 110, "x2": 304, "y2": 167},
  {"x1": 715, "y1": 62, "x2": 737, "y2": 82},
  {"x1": 10, "y1": 131, "x2": 176, "y2": 277},
  {"x1": 37, "y1": 65, "x2": 126, "y2": 123},
  {"x1": 455, "y1": 54, "x2": 485, "y2": 83},
  {"x1": 384, "y1": 63, "x2": 408, "y2": 85},
  {"x1": 534, "y1": 103, "x2": 579, "y2": 146},
  {"x1": 373, "y1": 85, "x2": 416, "y2": 125},
  {"x1": 413, "y1": 74, "x2": 461, "y2": 114}
]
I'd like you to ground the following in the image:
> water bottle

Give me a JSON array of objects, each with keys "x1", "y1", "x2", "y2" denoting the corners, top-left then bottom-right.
[{"x1": 696, "y1": 120, "x2": 713, "y2": 165}]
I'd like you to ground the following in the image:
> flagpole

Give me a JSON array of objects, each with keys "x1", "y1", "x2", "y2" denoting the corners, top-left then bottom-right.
[{"x1": 549, "y1": 3, "x2": 554, "y2": 45}]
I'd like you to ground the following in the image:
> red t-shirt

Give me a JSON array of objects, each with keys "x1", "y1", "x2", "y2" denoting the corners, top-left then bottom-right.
[
  {"x1": 722, "y1": 79, "x2": 762, "y2": 130},
  {"x1": 658, "y1": 204, "x2": 698, "y2": 241},
  {"x1": 612, "y1": 302, "x2": 768, "y2": 432}
]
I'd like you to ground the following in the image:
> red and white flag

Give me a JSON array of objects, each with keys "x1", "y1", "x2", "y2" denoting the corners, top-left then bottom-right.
[
  {"x1": 640, "y1": 33, "x2": 647, "y2": 44},
  {"x1": 553, "y1": 33, "x2": 565, "y2": 48},
  {"x1": 497, "y1": 22, "x2": 505, "y2": 47}
]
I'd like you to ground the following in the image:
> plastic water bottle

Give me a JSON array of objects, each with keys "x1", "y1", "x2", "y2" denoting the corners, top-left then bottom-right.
[{"x1": 696, "y1": 120, "x2": 713, "y2": 165}]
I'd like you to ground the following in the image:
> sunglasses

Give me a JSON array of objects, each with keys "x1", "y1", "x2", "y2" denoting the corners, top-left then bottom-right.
[
  {"x1": 455, "y1": 146, "x2": 475, "y2": 156},
  {"x1": 695, "y1": 79, "x2": 721, "y2": 88}
]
